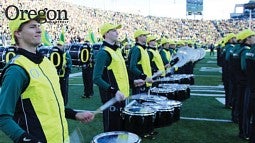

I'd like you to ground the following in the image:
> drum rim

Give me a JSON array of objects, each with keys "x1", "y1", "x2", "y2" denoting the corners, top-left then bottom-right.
[
  {"x1": 123, "y1": 106, "x2": 156, "y2": 115},
  {"x1": 156, "y1": 100, "x2": 182, "y2": 107},
  {"x1": 142, "y1": 102, "x2": 174, "y2": 111},
  {"x1": 92, "y1": 131, "x2": 141, "y2": 143},
  {"x1": 131, "y1": 94, "x2": 167, "y2": 101}
]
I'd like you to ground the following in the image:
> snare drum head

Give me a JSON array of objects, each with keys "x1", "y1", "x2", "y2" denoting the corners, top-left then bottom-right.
[
  {"x1": 144, "y1": 95, "x2": 167, "y2": 101},
  {"x1": 124, "y1": 106, "x2": 155, "y2": 114},
  {"x1": 157, "y1": 100, "x2": 182, "y2": 107},
  {"x1": 142, "y1": 102, "x2": 174, "y2": 111},
  {"x1": 92, "y1": 131, "x2": 141, "y2": 143}
]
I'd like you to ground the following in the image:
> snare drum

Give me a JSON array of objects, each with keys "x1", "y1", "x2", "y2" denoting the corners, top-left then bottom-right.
[
  {"x1": 142, "y1": 102, "x2": 174, "y2": 128},
  {"x1": 38, "y1": 46, "x2": 64, "y2": 69},
  {"x1": 156, "y1": 100, "x2": 182, "y2": 122},
  {"x1": 149, "y1": 87, "x2": 176, "y2": 100},
  {"x1": 158, "y1": 84, "x2": 190, "y2": 101},
  {"x1": 169, "y1": 74, "x2": 194, "y2": 85},
  {"x1": 91, "y1": 131, "x2": 141, "y2": 143},
  {"x1": 122, "y1": 105, "x2": 156, "y2": 136},
  {"x1": 131, "y1": 93, "x2": 167, "y2": 103}
]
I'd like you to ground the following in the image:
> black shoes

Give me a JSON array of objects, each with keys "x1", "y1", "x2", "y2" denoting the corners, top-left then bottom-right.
[
  {"x1": 239, "y1": 133, "x2": 250, "y2": 141},
  {"x1": 81, "y1": 93, "x2": 93, "y2": 98}
]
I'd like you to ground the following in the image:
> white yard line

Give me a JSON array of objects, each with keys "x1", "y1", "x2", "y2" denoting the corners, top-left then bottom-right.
[
  {"x1": 180, "y1": 117, "x2": 232, "y2": 123},
  {"x1": 69, "y1": 72, "x2": 82, "y2": 77},
  {"x1": 190, "y1": 93, "x2": 225, "y2": 97},
  {"x1": 190, "y1": 85, "x2": 224, "y2": 88},
  {"x1": 191, "y1": 89, "x2": 225, "y2": 93}
]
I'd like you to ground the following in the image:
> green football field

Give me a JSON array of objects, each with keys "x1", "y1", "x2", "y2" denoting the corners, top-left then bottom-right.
[{"x1": 0, "y1": 52, "x2": 247, "y2": 143}]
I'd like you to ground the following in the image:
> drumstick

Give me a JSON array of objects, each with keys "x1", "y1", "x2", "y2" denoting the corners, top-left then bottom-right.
[
  {"x1": 166, "y1": 67, "x2": 174, "y2": 75},
  {"x1": 151, "y1": 70, "x2": 163, "y2": 79},
  {"x1": 93, "y1": 97, "x2": 118, "y2": 115}
]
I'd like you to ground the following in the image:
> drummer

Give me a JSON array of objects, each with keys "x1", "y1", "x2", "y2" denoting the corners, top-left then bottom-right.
[
  {"x1": 159, "y1": 37, "x2": 171, "y2": 69},
  {"x1": 147, "y1": 35, "x2": 165, "y2": 77},
  {"x1": 93, "y1": 23, "x2": 145, "y2": 132},
  {"x1": 128, "y1": 29, "x2": 153, "y2": 94}
]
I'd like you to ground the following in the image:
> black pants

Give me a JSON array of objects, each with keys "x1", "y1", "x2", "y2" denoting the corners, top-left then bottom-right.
[
  {"x1": 250, "y1": 89, "x2": 255, "y2": 143},
  {"x1": 82, "y1": 66, "x2": 94, "y2": 97},
  {"x1": 60, "y1": 75, "x2": 69, "y2": 106},
  {"x1": 231, "y1": 77, "x2": 238, "y2": 122},
  {"x1": 102, "y1": 102, "x2": 125, "y2": 132},
  {"x1": 236, "y1": 80, "x2": 249, "y2": 137}
]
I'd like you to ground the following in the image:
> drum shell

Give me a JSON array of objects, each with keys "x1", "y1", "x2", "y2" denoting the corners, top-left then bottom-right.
[
  {"x1": 150, "y1": 89, "x2": 176, "y2": 101},
  {"x1": 174, "y1": 88, "x2": 190, "y2": 101},
  {"x1": 122, "y1": 106, "x2": 155, "y2": 136},
  {"x1": 69, "y1": 44, "x2": 91, "y2": 66},
  {"x1": 0, "y1": 47, "x2": 16, "y2": 69},
  {"x1": 156, "y1": 100, "x2": 182, "y2": 122},
  {"x1": 38, "y1": 47, "x2": 64, "y2": 69},
  {"x1": 157, "y1": 84, "x2": 191, "y2": 101},
  {"x1": 142, "y1": 102, "x2": 174, "y2": 128}
]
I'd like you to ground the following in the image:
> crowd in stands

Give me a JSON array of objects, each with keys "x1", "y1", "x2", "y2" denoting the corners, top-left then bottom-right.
[{"x1": 0, "y1": 0, "x2": 255, "y2": 46}]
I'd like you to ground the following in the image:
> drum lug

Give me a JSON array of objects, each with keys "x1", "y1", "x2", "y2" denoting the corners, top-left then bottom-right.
[
  {"x1": 152, "y1": 114, "x2": 156, "y2": 122},
  {"x1": 129, "y1": 115, "x2": 132, "y2": 123},
  {"x1": 120, "y1": 112, "x2": 124, "y2": 120}
]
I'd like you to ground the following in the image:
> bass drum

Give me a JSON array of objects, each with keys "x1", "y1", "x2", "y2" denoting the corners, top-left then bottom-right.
[
  {"x1": 0, "y1": 46, "x2": 16, "y2": 69},
  {"x1": 38, "y1": 46, "x2": 64, "y2": 70},
  {"x1": 68, "y1": 43, "x2": 91, "y2": 66}
]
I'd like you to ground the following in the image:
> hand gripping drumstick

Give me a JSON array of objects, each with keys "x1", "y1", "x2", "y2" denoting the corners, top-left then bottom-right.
[
  {"x1": 151, "y1": 71, "x2": 163, "y2": 79},
  {"x1": 145, "y1": 70, "x2": 163, "y2": 83},
  {"x1": 93, "y1": 97, "x2": 118, "y2": 115}
]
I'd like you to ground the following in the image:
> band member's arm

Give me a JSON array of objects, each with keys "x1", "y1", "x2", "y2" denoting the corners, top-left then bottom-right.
[
  {"x1": 129, "y1": 48, "x2": 147, "y2": 80},
  {"x1": 93, "y1": 50, "x2": 117, "y2": 93},
  {"x1": 0, "y1": 65, "x2": 30, "y2": 142},
  {"x1": 160, "y1": 50, "x2": 169, "y2": 65}
]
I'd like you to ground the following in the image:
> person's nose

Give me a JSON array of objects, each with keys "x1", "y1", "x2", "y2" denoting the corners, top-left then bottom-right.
[{"x1": 36, "y1": 25, "x2": 42, "y2": 33}]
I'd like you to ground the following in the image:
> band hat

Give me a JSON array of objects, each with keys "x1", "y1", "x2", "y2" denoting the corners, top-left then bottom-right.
[
  {"x1": 160, "y1": 37, "x2": 169, "y2": 45},
  {"x1": 146, "y1": 35, "x2": 157, "y2": 43},
  {"x1": 223, "y1": 33, "x2": 236, "y2": 44},
  {"x1": 9, "y1": 13, "x2": 46, "y2": 42},
  {"x1": 100, "y1": 23, "x2": 122, "y2": 36},
  {"x1": 176, "y1": 40, "x2": 185, "y2": 46},
  {"x1": 168, "y1": 39, "x2": 176, "y2": 45},
  {"x1": 134, "y1": 30, "x2": 149, "y2": 39},
  {"x1": 238, "y1": 29, "x2": 255, "y2": 41}
]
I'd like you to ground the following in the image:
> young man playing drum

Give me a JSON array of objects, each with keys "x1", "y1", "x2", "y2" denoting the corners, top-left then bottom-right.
[{"x1": 93, "y1": 23, "x2": 145, "y2": 132}]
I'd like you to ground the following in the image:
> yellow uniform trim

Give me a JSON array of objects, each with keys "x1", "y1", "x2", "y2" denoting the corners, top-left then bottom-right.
[
  {"x1": 13, "y1": 55, "x2": 69, "y2": 143},
  {"x1": 137, "y1": 46, "x2": 152, "y2": 87},
  {"x1": 148, "y1": 48, "x2": 165, "y2": 76},
  {"x1": 104, "y1": 47, "x2": 130, "y2": 97}
]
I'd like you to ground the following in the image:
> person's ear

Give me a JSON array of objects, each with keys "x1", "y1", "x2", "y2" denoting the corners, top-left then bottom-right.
[{"x1": 14, "y1": 31, "x2": 22, "y2": 39}]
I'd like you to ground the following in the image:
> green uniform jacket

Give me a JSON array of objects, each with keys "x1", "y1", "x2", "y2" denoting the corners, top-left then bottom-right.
[
  {"x1": 93, "y1": 41, "x2": 129, "y2": 103},
  {"x1": 128, "y1": 43, "x2": 150, "y2": 80}
]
